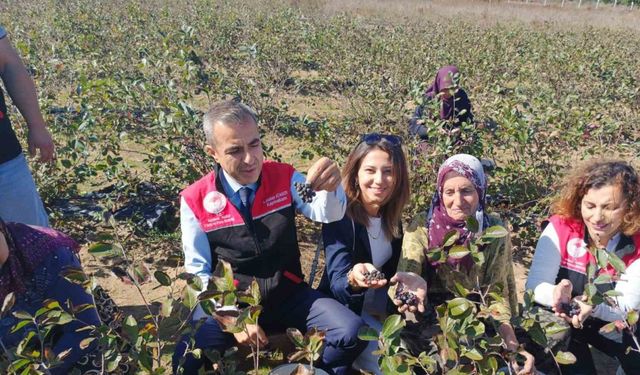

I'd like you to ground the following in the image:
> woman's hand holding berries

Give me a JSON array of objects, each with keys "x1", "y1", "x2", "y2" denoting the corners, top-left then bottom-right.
[{"x1": 390, "y1": 272, "x2": 427, "y2": 313}]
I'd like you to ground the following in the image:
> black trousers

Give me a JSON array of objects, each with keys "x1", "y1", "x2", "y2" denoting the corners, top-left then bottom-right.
[{"x1": 560, "y1": 317, "x2": 640, "y2": 375}]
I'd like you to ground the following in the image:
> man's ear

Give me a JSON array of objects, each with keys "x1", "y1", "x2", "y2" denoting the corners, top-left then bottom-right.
[{"x1": 204, "y1": 144, "x2": 219, "y2": 163}]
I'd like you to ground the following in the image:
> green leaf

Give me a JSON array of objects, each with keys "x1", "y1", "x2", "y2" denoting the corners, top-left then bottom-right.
[
  {"x1": 249, "y1": 279, "x2": 261, "y2": 306},
  {"x1": 628, "y1": 310, "x2": 639, "y2": 326},
  {"x1": 212, "y1": 260, "x2": 236, "y2": 292},
  {"x1": 182, "y1": 286, "x2": 198, "y2": 309},
  {"x1": 528, "y1": 323, "x2": 548, "y2": 347},
  {"x1": 158, "y1": 316, "x2": 182, "y2": 340},
  {"x1": 608, "y1": 252, "x2": 627, "y2": 274},
  {"x1": 593, "y1": 274, "x2": 612, "y2": 284},
  {"x1": 443, "y1": 230, "x2": 460, "y2": 247},
  {"x1": 10, "y1": 319, "x2": 32, "y2": 333},
  {"x1": 154, "y1": 270, "x2": 172, "y2": 286},
  {"x1": 12, "y1": 311, "x2": 32, "y2": 320},
  {"x1": 554, "y1": 350, "x2": 577, "y2": 365},
  {"x1": 186, "y1": 275, "x2": 203, "y2": 292},
  {"x1": 452, "y1": 281, "x2": 470, "y2": 297},
  {"x1": 57, "y1": 312, "x2": 73, "y2": 325},
  {"x1": 545, "y1": 321, "x2": 569, "y2": 336},
  {"x1": 87, "y1": 242, "x2": 117, "y2": 256},
  {"x1": 482, "y1": 225, "x2": 508, "y2": 239},
  {"x1": 160, "y1": 297, "x2": 174, "y2": 318},
  {"x1": 381, "y1": 314, "x2": 405, "y2": 338},
  {"x1": 463, "y1": 348, "x2": 483, "y2": 361},
  {"x1": 587, "y1": 263, "x2": 596, "y2": 281},
  {"x1": 286, "y1": 328, "x2": 305, "y2": 347},
  {"x1": 447, "y1": 297, "x2": 473, "y2": 317},
  {"x1": 465, "y1": 216, "x2": 479, "y2": 232},
  {"x1": 599, "y1": 321, "x2": 617, "y2": 334},
  {"x1": 596, "y1": 248, "x2": 609, "y2": 270},
  {"x1": 123, "y1": 315, "x2": 138, "y2": 343},
  {"x1": 2, "y1": 292, "x2": 15, "y2": 317},
  {"x1": 79, "y1": 337, "x2": 96, "y2": 350},
  {"x1": 9, "y1": 358, "x2": 30, "y2": 372},
  {"x1": 357, "y1": 326, "x2": 379, "y2": 341},
  {"x1": 604, "y1": 290, "x2": 623, "y2": 297},
  {"x1": 17, "y1": 331, "x2": 36, "y2": 355},
  {"x1": 448, "y1": 245, "x2": 470, "y2": 260}
]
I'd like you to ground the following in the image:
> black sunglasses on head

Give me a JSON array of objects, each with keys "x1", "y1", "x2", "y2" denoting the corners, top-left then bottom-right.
[{"x1": 360, "y1": 133, "x2": 402, "y2": 147}]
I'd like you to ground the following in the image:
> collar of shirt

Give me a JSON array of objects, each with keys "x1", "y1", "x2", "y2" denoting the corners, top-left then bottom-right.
[
  {"x1": 606, "y1": 233, "x2": 622, "y2": 253},
  {"x1": 220, "y1": 169, "x2": 258, "y2": 206}
]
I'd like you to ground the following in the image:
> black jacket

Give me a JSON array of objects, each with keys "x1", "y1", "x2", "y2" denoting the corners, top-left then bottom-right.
[{"x1": 318, "y1": 214, "x2": 402, "y2": 315}]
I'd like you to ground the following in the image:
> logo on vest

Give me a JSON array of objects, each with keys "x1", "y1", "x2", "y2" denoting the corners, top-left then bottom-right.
[
  {"x1": 203, "y1": 191, "x2": 227, "y2": 214},
  {"x1": 567, "y1": 238, "x2": 588, "y2": 259}
]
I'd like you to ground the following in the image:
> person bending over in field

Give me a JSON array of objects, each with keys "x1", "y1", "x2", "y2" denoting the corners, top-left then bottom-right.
[
  {"x1": 172, "y1": 100, "x2": 366, "y2": 375},
  {"x1": 396, "y1": 154, "x2": 535, "y2": 374},
  {"x1": 408, "y1": 65, "x2": 474, "y2": 142},
  {"x1": 526, "y1": 160, "x2": 640, "y2": 375},
  {"x1": 0, "y1": 26, "x2": 54, "y2": 227},
  {"x1": 318, "y1": 133, "x2": 426, "y2": 374}
]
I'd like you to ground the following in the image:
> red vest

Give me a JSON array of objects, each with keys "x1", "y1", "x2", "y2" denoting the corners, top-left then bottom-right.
[
  {"x1": 550, "y1": 215, "x2": 640, "y2": 296},
  {"x1": 181, "y1": 161, "x2": 303, "y2": 303}
]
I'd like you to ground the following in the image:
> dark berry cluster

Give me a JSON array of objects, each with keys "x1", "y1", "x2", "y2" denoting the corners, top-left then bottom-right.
[
  {"x1": 559, "y1": 301, "x2": 581, "y2": 317},
  {"x1": 294, "y1": 182, "x2": 316, "y2": 203},
  {"x1": 395, "y1": 283, "x2": 418, "y2": 307},
  {"x1": 362, "y1": 270, "x2": 385, "y2": 283}
]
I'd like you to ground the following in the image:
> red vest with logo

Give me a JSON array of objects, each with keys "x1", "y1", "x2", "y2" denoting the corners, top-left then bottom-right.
[
  {"x1": 181, "y1": 161, "x2": 303, "y2": 304},
  {"x1": 550, "y1": 215, "x2": 640, "y2": 297}
]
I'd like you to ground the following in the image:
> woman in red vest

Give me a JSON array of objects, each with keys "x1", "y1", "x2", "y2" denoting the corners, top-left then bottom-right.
[{"x1": 526, "y1": 159, "x2": 640, "y2": 374}]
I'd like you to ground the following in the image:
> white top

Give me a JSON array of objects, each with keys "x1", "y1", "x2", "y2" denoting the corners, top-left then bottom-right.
[
  {"x1": 363, "y1": 216, "x2": 393, "y2": 317},
  {"x1": 526, "y1": 223, "x2": 640, "y2": 322}
]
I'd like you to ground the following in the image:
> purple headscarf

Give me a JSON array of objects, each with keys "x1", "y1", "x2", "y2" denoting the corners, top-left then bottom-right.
[
  {"x1": 0, "y1": 217, "x2": 79, "y2": 302},
  {"x1": 424, "y1": 65, "x2": 460, "y2": 120},
  {"x1": 427, "y1": 154, "x2": 488, "y2": 269}
]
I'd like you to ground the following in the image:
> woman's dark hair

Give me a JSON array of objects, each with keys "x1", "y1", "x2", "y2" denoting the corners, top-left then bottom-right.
[{"x1": 552, "y1": 159, "x2": 640, "y2": 235}]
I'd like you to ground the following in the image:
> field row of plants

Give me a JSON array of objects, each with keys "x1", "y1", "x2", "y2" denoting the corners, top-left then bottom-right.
[{"x1": 0, "y1": 0, "x2": 639, "y2": 373}]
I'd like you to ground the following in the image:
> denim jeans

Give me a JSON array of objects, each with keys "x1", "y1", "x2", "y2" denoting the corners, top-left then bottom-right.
[
  {"x1": 0, "y1": 154, "x2": 49, "y2": 227},
  {"x1": 173, "y1": 284, "x2": 367, "y2": 375},
  {"x1": 0, "y1": 247, "x2": 101, "y2": 374}
]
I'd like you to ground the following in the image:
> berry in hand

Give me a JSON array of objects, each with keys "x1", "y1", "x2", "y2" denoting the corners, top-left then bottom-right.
[
  {"x1": 294, "y1": 182, "x2": 316, "y2": 203},
  {"x1": 395, "y1": 283, "x2": 418, "y2": 307},
  {"x1": 362, "y1": 270, "x2": 385, "y2": 283},
  {"x1": 559, "y1": 301, "x2": 581, "y2": 317}
]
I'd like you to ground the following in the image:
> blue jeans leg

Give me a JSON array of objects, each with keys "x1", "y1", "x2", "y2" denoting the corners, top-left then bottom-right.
[
  {"x1": 263, "y1": 286, "x2": 367, "y2": 375},
  {"x1": 172, "y1": 316, "x2": 235, "y2": 375},
  {"x1": 0, "y1": 154, "x2": 49, "y2": 227},
  {"x1": 46, "y1": 249, "x2": 101, "y2": 375}
]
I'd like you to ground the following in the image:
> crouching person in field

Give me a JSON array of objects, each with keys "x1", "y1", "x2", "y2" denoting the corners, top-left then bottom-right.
[
  {"x1": 172, "y1": 100, "x2": 367, "y2": 375},
  {"x1": 0, "y1": 216, "x2": 102, "y2": 374}
]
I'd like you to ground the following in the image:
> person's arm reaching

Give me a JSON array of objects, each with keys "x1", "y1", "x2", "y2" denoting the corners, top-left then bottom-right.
[
  {"x1": 0, "y1": 32, "x2": 54, "y2": 162},
  {"x1": 180, "y1": 197, "x2": 212, "y2": 293},
  {"x1": 525, "y1": 223, "x2": 562, "y2": 307},
  {"x1": 292, "y1": 157, "x2": 346, "y2": 223}
]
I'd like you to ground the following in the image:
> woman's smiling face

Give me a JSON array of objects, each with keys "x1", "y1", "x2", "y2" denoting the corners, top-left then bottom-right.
[
  {"x1": 441, "y1": 171, "x2": 479, "y2": 221},
  {"x1": 357, "y1": 149, "x2": 394, "y2": 216},
  {"x1": 581, "y1": 183, "x2": 627, "y2": 246}
]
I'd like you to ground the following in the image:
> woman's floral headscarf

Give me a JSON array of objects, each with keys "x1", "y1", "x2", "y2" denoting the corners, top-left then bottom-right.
[
  {"x1": 427, "y1": 154, "x2": 488, "y2": 268},
  {"x1": 0, "y1": 217, "x2": 79, "y2": 301}
]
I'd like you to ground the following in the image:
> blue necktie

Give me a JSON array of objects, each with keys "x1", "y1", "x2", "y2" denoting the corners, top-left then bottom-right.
[{"x1": 238, "y1": 187, "x2": 251, "y2": 219}]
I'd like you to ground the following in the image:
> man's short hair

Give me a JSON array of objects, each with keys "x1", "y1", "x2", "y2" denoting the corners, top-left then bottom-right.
[{"x1": 203, "y1": 100, "x2": 258, "y2": 146}]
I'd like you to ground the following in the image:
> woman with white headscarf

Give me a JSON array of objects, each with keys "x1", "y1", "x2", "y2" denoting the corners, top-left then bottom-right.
[{"x1": 395, "y1": 154, "x2": 534, "y2": 374}]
